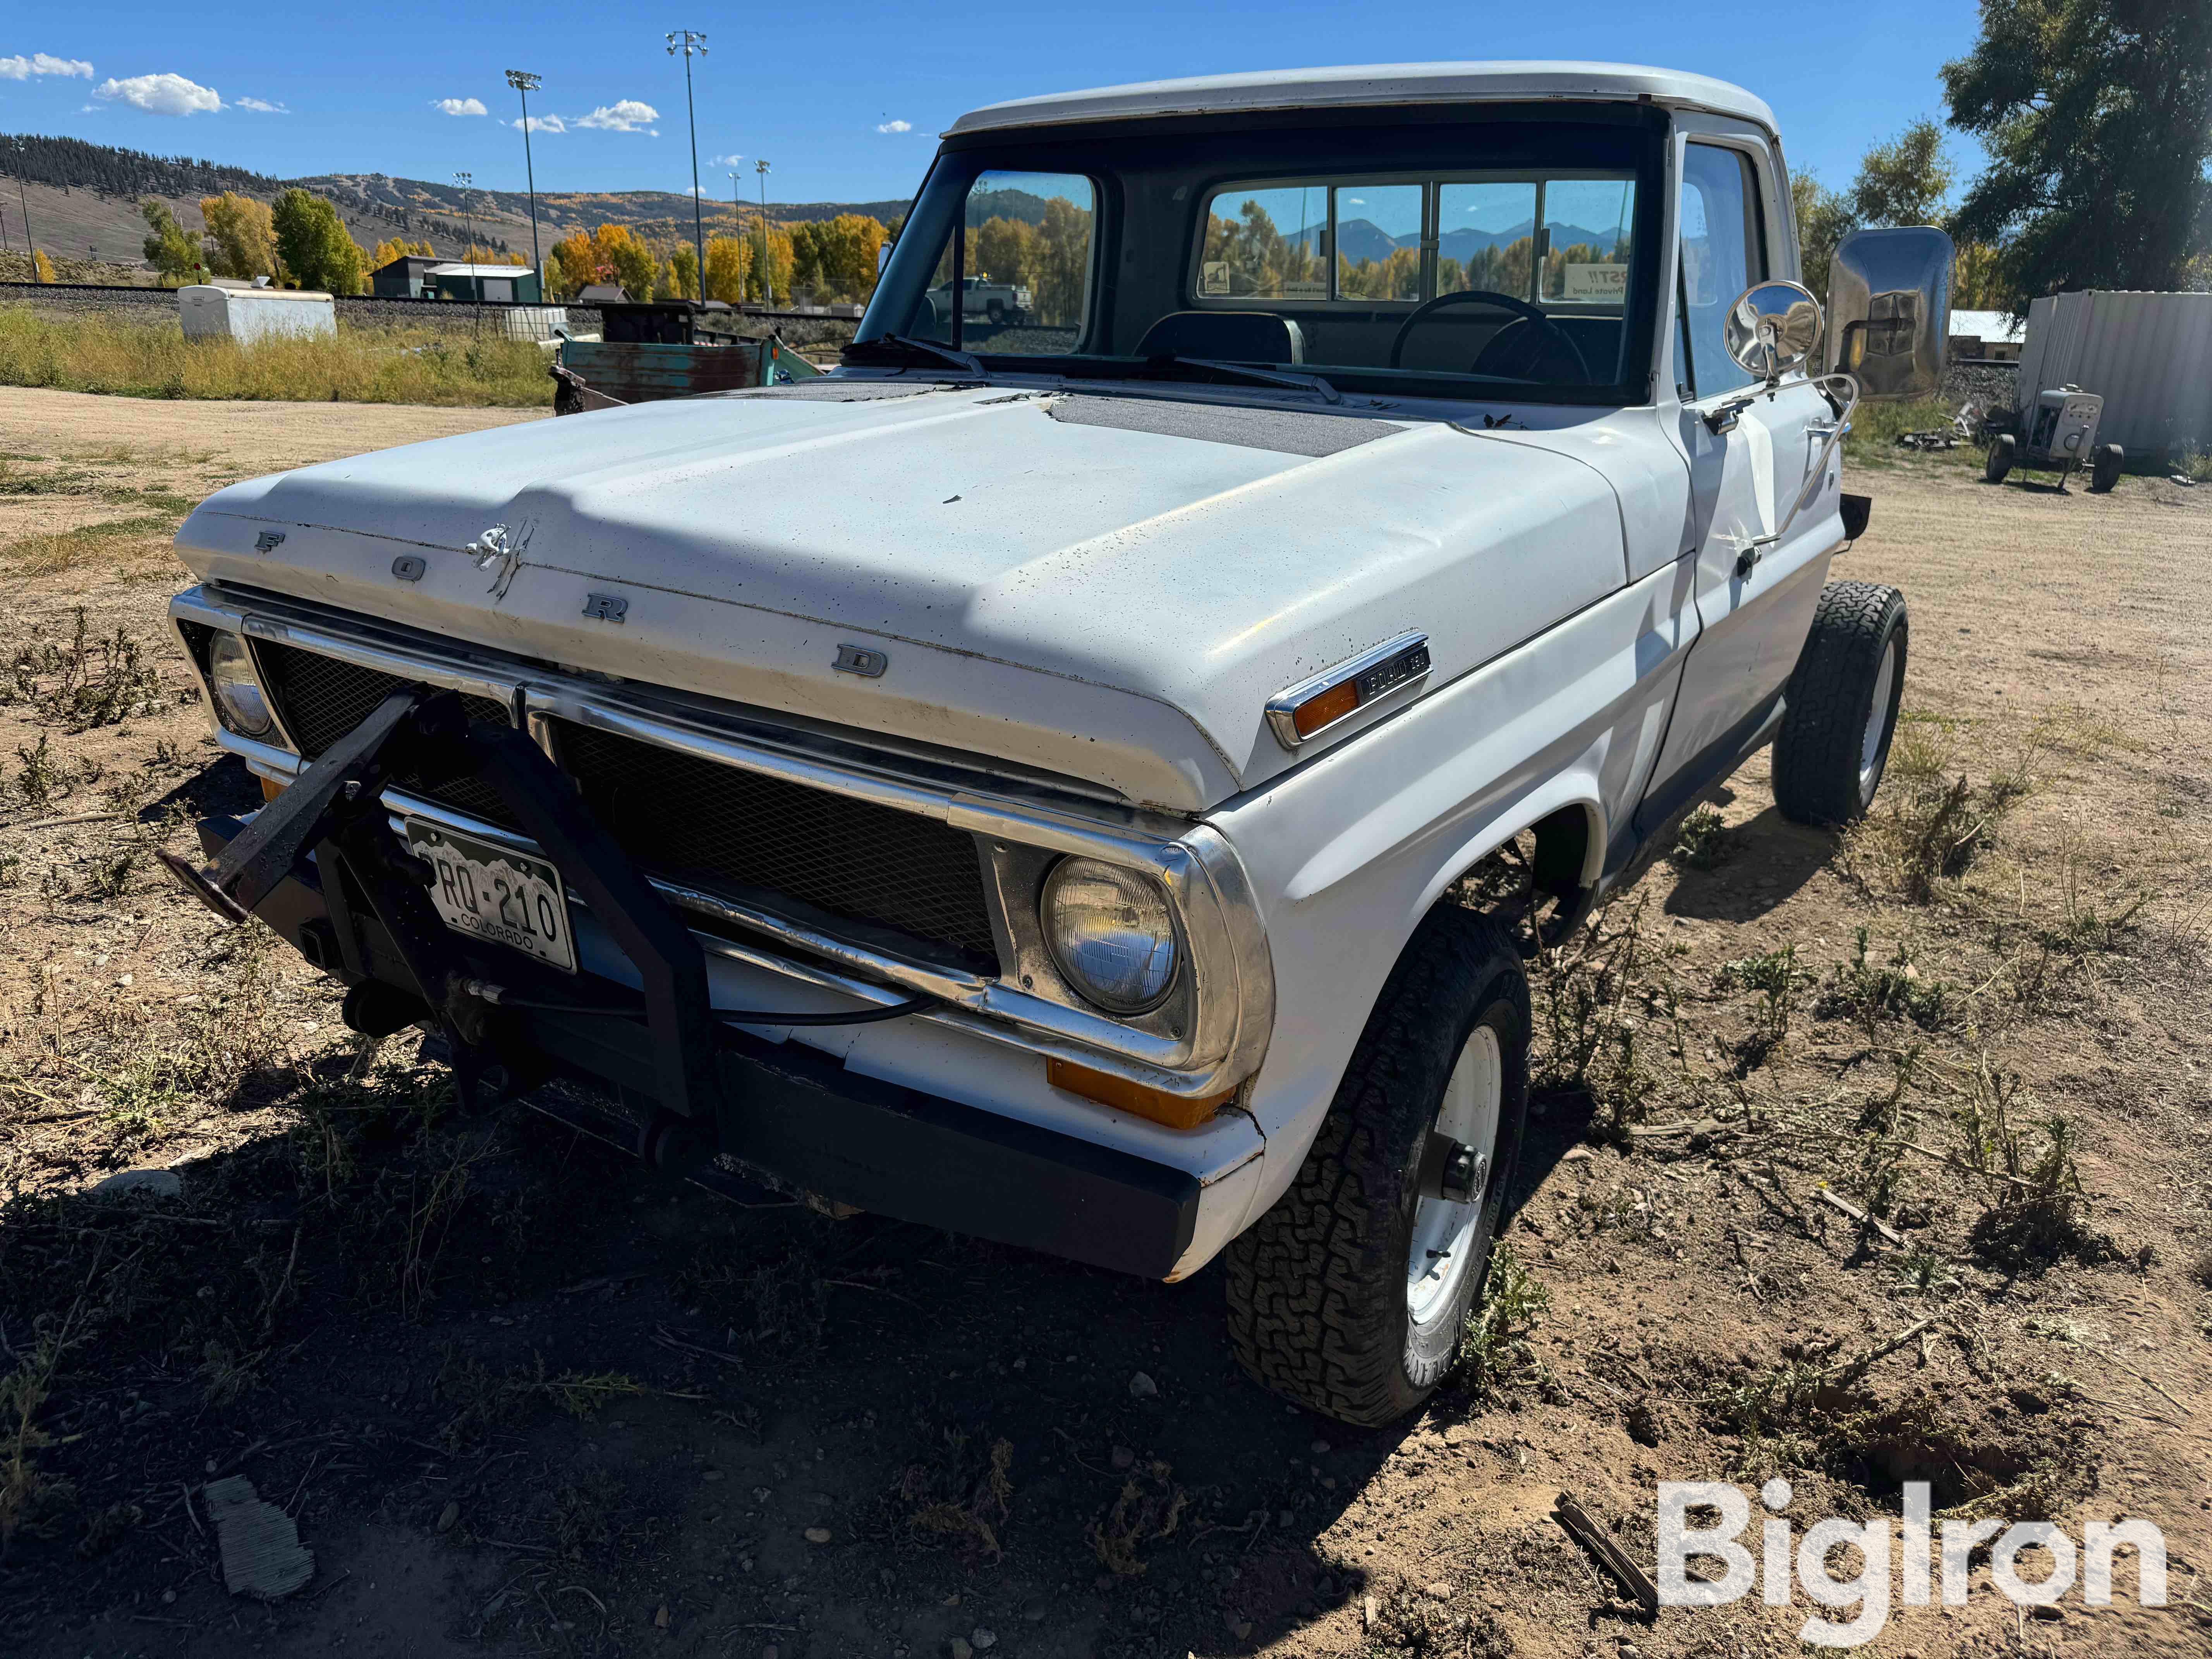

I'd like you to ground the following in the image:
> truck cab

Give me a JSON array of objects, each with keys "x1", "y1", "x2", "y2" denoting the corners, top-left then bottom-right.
[{"x1": 165, "y1": 62, "x2": 1948, "y2": 1426}]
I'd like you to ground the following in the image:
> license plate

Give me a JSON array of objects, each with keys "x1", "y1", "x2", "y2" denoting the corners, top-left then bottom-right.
[{"x1": 404, "y1": 821, "x2": 576, "y2": 974}]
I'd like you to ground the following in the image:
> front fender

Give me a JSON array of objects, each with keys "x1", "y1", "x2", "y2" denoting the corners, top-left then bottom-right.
[{"x1": 1202, "y1": 558, "x2": 1696, "y2": 1237}]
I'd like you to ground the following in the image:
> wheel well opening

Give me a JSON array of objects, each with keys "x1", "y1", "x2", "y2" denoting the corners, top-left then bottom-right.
[{"x1": 1449, "y1": 805, "x2": 1594, "y2": 947}]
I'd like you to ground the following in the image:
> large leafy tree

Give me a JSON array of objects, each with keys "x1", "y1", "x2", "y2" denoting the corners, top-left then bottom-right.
[
  {"x1": 139, "y1": 199, "x2": 206, "y2": 285},
  {"x1": 1943, "y1": 0, "x2": 2212, "y2": 305},
  {"x1": 271, "y1": 189, "x2": 365, "y2": 294},
  {"x1": 201, "y1": 192, "x2": 279, "y2": 283},
  {"x1": 1849, "y1": 119, "x2": 1955, "y2": 227}
]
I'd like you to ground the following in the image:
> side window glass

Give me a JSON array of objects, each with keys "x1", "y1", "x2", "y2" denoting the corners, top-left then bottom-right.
[
  {"x1": 1198, "y1": 185, "x2": 1330, "y2": 300},
  {"x1": 1680, "y1": 145, "x2": 1765, "y2": 397},
  {"x1": 912, "y1": 171, "x2": 1096, "y2": 352},
  {"x1": 1436, "y1": 182, "x2": 1537, "y2": 299},
  {"x1": 1331, "y1": 184, "x2": 1422, "y2": 300}
]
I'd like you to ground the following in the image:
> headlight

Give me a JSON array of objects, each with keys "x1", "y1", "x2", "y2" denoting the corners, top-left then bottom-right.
[
  {"x1": 1041, "y1": 857, "x2": 1179, "y2": 1014},
  {"x1": 206, "y1": 632, "x2": 274, "y2": 738}
]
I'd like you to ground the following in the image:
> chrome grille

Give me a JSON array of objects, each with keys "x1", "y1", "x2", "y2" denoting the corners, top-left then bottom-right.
[
  {"x1": 254, "y1": 641, "x2": 517, "y2": 825},
  {"x1": 251, "y1": 642, "x2": 1000, "y2": 972},
  {"x1": 551, "y1": 719, "x2": 999, "y2": 970}
]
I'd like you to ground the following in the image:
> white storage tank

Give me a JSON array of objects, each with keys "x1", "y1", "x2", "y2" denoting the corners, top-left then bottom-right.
[
  {"x1": 179, "y1": 284, "x2": 338, "y2": 345},
  {"x1": 2016, "y1": 290, "x2": 2212, "y2": 460}
]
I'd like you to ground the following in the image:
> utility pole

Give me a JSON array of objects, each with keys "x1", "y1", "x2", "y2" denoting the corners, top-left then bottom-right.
[
  {"x1": 666, "y1": 30, "x2": 708, "y2": 302},
  {"x1": 14, "y1": 173, "x2": 39, "y2": 282},
  {"x1": 756, "y1": 159, "x2": 771, "y2": 307},
  {"x1": 505, "y1": 70, "x2": 544, "y2": 284}
]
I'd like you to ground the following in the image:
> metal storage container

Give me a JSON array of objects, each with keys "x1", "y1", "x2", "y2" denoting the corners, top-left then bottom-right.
[
  {"x1": 178, "y1": 285, "x2": 337, "y2": 345},
  {"x1": 2016, "y1": 290, "x2": 2212, "y2": 459}
]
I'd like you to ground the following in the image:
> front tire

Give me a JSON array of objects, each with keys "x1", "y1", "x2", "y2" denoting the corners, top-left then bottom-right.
[
  {"x1": 1772, "y1": 581, "x2": 1909, "y2": 827},
  {"x1": 1226, "y1": 909, "x2": 1530, "y2": 1427},
  {"x1": 2090, "y1": 443, "x2": 2124, "y2": 493}
]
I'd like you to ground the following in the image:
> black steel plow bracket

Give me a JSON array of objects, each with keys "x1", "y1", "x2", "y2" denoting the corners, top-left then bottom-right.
[{"x1": 162, "y1": 687, "x2": 721, "y2": 1123}]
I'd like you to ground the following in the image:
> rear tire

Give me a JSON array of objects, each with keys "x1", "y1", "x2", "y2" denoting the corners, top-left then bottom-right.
[
  {"x1": 1984, "y1": 433, "x2": 2016, "y2": 484},
  {"x1": 2090, "y1": 443, "x2": 2124, "y2": 493},
  {"x1": 1225, "y1": 908, "x2": 1530, "y2": 1427},
  {"x1": 1773, "y1": 581, "x2": 1909, "y2": 828}
]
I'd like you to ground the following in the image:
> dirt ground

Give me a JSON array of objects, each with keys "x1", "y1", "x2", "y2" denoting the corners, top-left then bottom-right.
[{"x1": 0, "y1": 390, "x2": 2207, "y2": 1659}]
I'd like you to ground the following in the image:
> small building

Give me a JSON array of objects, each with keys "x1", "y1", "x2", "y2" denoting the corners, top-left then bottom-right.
[
  {"x1": 427, "y1": 263, "x2": 543, "y2": 304},
  {"x1": 576, "y1": 283, "x2": 630, "y2": 304},
  {"x1": 1947, "y1": 308, "x2": 2025, "y2": 363},
  {"x1": 369, "y1": 255, "x2": 447, "y2": 299},
  {"x1": 179, "y1": 285, "x2": 337, "y2": 344}
]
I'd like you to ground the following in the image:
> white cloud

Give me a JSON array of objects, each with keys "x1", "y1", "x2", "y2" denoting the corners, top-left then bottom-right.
[
  {"x1": 876, "y1": 118, "x2": 912, "y2": 134},
  {"x1": 575, "y1": 99, "x2": 658, "y2": 134},
  {"x1": 432, "y1": 96, "x2": 487, "y2": 117},
  {"x1": 509, "y1": 113, "x2": 564, "y2": 134},
  {"x1": 0, "y1": 53, "x2": 94, "y2": 80},
  {"x1": 235, "y1": 96, "x2": 288, "y2": 113},
  {"x1": 710, "y1": 152, "x2": 744, "y2": 167},
  {"x1": 94, "y1": 72, "x2": 221, "y2": 116}
]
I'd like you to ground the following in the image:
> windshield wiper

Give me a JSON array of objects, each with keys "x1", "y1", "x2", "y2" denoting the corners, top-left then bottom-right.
[
  {"x1": 845, "y1": 333, "x2": 984, "y2": 376},
  {"x1": 1142, "y1": 354, "x2": 1341, "y2": 405}
]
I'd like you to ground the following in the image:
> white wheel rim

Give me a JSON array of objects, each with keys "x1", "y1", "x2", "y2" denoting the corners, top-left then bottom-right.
[
  {"x1": 1405, "y1": 1024, "x2": 1504, "y2": 1329},
  {"x1": 1859, "y1": 637, "x2": 1898, "y2": 795}
]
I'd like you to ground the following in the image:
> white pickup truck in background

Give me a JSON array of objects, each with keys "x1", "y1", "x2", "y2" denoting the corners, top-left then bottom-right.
[{"x1": 164, "y1": 62, "x2": 1950, "y2": 1426}]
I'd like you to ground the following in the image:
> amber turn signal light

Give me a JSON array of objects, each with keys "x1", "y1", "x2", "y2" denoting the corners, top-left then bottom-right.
[
  {"x1": 1047, "y1": 1057, "x2": 1233, "y2": 1130},
  {"x1": 260, "y1": 774, "x2": 288, "y2": 802},
  {"x1": 1265, "y1": 632, "x2": 1433, "y2": 751}
]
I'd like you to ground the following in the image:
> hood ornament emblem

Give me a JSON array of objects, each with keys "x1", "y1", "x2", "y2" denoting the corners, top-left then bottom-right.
[
  {"x1": 253, "y1": 531, "x2": 286, "y2": 553},
  {"x1": 465, "y1": 522, "x2": 529, "y2": 602}
]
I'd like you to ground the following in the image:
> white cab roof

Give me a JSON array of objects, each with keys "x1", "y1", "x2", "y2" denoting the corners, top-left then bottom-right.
[{"x1": 948, "y1": 61, "x2": 1776, "y2": 137}]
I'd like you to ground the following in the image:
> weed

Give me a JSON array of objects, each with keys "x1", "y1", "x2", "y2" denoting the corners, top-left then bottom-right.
[
  {"x1": 197, "y1": 1340, "x2": 262, "y2": 1408},
  {"x1": 1846, "y1": 723, "x2": 2028, "y2": 902},
  {"x1": 1531, "y1": 900, "x2": 1664, "y2": 1126},
  {"x1": 1891, "y1": 1246, "x2": 1961, "y2": 1298},
  {"x1": 1089, "y1": 1457, "x2": 1188, "y2": 1577},
  {"x1": 895, "y1": 1427, "x2": 1015, "y2": 1561},
  {"x1": 398, "y1": 1132, "x2": 493, "y2": 1320},
  {"x1": 1823, "y1": 929, "x2": 1953, "y2": 1034},
  {"x1": 1671, "y1": 804, "x2": 1732, "y2": 869},
  {"x1": 2, "y1": 517, "x2": 180, "y2": 579},
  {"x1": 436, "y1": 1352, "x2": 647, "y2": 1453},
  {"x1": 1458, "y1": 1242, "x2": 1552, "y2": 1396},
  {"x1": 1720, "y1": 943, "x2": 1805, "y2": 1056},
  {"x1": 82, "y1": 845, "x2": 141, "y2": 901},
  {"x1": 15, "y1": 732, "x2": 65, "y2": 807},
  {"x1": 8, "y1": 611, "x2": 168, "y2": 729},
  {"x1": 0, "y1": 1336, "x2": 74, "y2": 1542},
  {"x1": 549, "y1": 1470, "x2": 627, "y2": 1560}
]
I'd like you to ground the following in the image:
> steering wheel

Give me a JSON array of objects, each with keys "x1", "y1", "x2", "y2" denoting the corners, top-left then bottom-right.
[{"x1": 1387, "y1": 288, "x2": 1591, "y2": 382}]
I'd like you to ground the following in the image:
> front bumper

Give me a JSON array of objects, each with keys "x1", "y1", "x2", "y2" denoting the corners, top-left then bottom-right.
[{"x1": 200, "y1": 813, "x2": 1205, "y2": 1279}]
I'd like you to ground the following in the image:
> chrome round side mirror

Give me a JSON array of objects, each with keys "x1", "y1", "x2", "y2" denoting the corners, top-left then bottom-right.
[{"x1": 1724, "y1": 280, "x2": 1823, "y2": 384}]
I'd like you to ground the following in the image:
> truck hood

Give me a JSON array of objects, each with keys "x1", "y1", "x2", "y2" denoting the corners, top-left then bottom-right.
[{"x1": 175, "y1": 380, "x2": 1632, "y2": 812}]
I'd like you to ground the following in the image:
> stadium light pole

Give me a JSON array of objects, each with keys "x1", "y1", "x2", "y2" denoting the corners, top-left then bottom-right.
[
  {"x1": 756, "y1": 158, "x2": 771, "y2": 306},
  {"x1": 666, "y1": 30, "x2": 708, "y2": 302},
  {"x1": 504, "y1": 70, "x2": 544, "y2": 284},
  {"x1": 729, "y1": 169, "x2": 742, "y2": 302}
]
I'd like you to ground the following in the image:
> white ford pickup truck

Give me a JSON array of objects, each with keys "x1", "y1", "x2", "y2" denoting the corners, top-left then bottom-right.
[{"x1": 165, "y1": 62, "x2": 1951, "y2": 1426}]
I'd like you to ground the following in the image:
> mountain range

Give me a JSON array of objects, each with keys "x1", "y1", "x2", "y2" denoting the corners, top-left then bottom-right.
[{"x1": 1293, "y1": 217, "x2": 1625, "y2": 264}]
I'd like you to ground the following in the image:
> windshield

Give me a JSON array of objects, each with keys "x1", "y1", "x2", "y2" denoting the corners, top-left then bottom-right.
[{"x1": 859, "y1": 110, "x2": 1666, "y2": 404}]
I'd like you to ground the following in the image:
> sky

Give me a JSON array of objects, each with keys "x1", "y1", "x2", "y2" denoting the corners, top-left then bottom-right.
[{"x1": 1, "y1": 3, "x2": 1988, "y2": 209}]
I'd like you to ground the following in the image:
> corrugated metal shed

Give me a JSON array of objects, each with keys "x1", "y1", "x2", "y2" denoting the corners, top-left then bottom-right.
[{"x1": 2016, "y1": 291, "x2": 2212, "y2": 457}]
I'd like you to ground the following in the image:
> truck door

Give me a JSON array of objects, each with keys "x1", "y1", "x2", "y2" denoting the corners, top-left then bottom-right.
[{"x1": 1638, "y1": 135, "x2": 1841, "y2": 828}]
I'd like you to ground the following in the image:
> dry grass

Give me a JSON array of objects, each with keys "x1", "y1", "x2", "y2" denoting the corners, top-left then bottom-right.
[{"x1": 0, "y1": 308, "x2": 553, "y2": 408}]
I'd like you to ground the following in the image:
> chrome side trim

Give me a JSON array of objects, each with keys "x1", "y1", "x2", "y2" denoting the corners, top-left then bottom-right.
[
  {"x1": 1264, "y1": 629, "x2": 1431, "y2": 751},
  {"x1": 172, "y1": 584, "x2": 1278, "y2": 1098}
]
